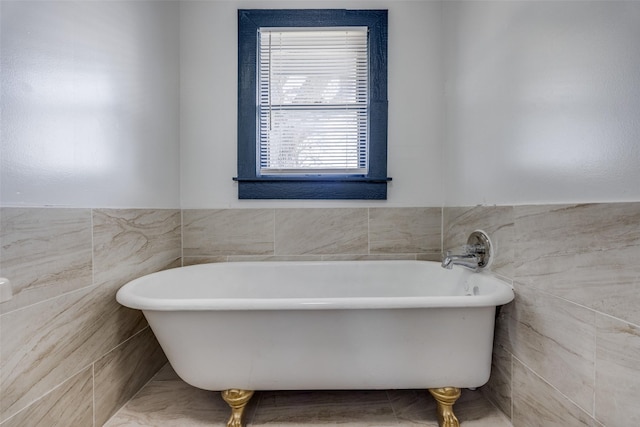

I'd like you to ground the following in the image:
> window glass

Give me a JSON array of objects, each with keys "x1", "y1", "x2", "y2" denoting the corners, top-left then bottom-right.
[{"x1": 258, "y1": 28, "x2": 368, "y2": 175}]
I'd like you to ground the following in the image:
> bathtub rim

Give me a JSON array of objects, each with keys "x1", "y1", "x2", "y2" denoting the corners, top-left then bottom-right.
[{"x1": 116, "y1": 260, "x2": 514, "y2": 312}]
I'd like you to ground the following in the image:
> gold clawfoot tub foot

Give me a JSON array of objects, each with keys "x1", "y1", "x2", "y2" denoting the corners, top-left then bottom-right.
[
  {"x1": 221, "y1": 389, "x2": 255, "y2": 427},
  {"x1": 429, "y1": 387, "x2": 461, "y2": 427}
]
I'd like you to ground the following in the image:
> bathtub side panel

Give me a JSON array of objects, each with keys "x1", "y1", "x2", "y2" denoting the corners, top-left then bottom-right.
[{"x1": 143, "y1": 307, "x2": 495, "y2": 391}]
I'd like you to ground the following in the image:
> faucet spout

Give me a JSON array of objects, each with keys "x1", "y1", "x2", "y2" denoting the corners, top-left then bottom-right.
[
  {"x1": 441, "y1": 231, "x2": 492, "y2": 271},
  {"x1": 441, "y1": 252, "x2": 481, "y2": 270}
]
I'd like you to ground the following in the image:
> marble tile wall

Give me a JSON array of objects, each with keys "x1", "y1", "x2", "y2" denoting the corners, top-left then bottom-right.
[
  {"x1": 0, "y1": 206, "x2": 439, "y2": 426},
  {"x1": 182, "y1": 207, "x2": 443, "y2": 264},
  {"x1": 7, "y1": 203, "x2": 636, "y2": 427},
  {"x1": 0, "y1": 208, "x2": 180, "y2": 427},
  {"x1": 443, "y1": 202, "x2": 640, "y2": 427}
]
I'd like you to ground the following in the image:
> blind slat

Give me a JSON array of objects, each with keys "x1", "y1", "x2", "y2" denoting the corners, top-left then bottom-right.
[{"x1": 258, "y1": 27, "x2": 368, "y2": 174}]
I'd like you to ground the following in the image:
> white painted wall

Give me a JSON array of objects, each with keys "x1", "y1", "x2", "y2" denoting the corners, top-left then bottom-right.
[
  {"x1": 0, "y1": 1, "x2": 180, "y2": 208},
  {"x1": 8, "y1": 1, "x2": 635, "y2": 209},
  {"x1": 179, "y1": 0, "x2": 444, "y2": 208},
  {"x1": 442, "y1": 1, "x2": 640, "y2": 206}
]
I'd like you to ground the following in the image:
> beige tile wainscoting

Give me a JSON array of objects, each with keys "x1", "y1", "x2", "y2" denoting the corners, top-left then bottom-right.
[
  {"x1": 181, "y1": 207, "x2": 443, "y2": 264},
  {"x1": 0, "y1": 208, "x2": 180, "y2": 426},
  {"x1": 2, "y1": 204, "x2": 639, "y2": 426},
  {"x1": 444, "y1": 203, "x2": 640, "y2": 427},
  {"x1": 0, "y1": 207, "x2": 440, "y2": 426}
]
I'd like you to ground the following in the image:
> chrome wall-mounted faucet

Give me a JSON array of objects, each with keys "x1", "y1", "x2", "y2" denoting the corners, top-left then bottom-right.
[{"x1": 442, "y1": 230, "x2": 492, "y2": 271}]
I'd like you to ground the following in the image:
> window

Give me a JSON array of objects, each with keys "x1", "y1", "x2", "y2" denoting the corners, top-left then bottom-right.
[{"x1": 236, "y1": 9, "x2": 389, "y2": 199}]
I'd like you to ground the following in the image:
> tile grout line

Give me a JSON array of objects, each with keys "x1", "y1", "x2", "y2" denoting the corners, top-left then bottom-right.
[
  {"x1": 440, "y1": 206, "x2": 444, "y2": 256},
  {"x1": 367, "y1": 207, "x2": 371, "y2": 255},
  {"x1": 100, "y1": 327, "x2": 160, "y2": 427},
  {"x1": 92, "y1": 363, "x2": 96, "y2": 427},
  {"x1": 512, "y1": 280, "x2": 640, "y2": 331},
  {"x1": 593, "y1": 312, "x2": 598, "y2": 422},
  {"x1": 479, "y1": 386, "x2": 514, "y2": 426},
  {"x1": 272, "y1": 209, "x2": 276, "y2": 256},
  {"x1": 0, "y1": 281, "x2": 100, "y2": 319},
  {"x1": 384, "y1": 390, "x2": 401, "y2": 425},
  {"x1": 91, "y1": 208, "x2": 96, "y2": 302},
  {"x1": 512, "y1": 355, "x2": 594, "y2": 421},
  {"x1": 510, "y1": 353, "x2": 514, "y2": 424},
  {"x1": 248, "y1": 391, "x2": 264, "y2": 425},
  {"x1": 180, "y1": 209, "x2": 184, "y2": 267},
  {"x1": 0, "y1": 365, "x2": 93, "y2": 426},
  {"x1": 0, "y1": 207, "x2": 97, "y2": 317}
]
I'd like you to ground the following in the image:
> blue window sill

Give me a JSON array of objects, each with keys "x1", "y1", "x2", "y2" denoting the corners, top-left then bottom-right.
[{"x1": 233, "y1": 177, "x2": 392, "y2": 200}]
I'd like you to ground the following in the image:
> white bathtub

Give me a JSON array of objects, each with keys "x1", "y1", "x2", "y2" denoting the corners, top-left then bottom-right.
[{"x1": 117, "y1": 260, "x2": 514, "y2": 426}]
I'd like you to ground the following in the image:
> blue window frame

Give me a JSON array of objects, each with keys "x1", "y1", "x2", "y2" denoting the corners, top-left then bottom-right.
[{"x1": 236, "y1": 9, "x2": 390, "y2": 199}]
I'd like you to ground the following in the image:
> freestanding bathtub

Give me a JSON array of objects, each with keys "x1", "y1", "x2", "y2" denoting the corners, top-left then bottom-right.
[{"x1": 117, "y1": 260, "x2": 514, "y2": 427}]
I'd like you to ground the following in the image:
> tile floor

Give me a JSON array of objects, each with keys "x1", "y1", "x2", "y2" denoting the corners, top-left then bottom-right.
[{"x1": 105, "y1": 364, "x2": 513, "y2": 426}]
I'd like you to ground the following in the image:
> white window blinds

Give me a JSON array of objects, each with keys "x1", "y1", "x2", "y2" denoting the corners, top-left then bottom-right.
[{"x1": 258, "y1": 27, "x2": 369, "y2": 175}]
